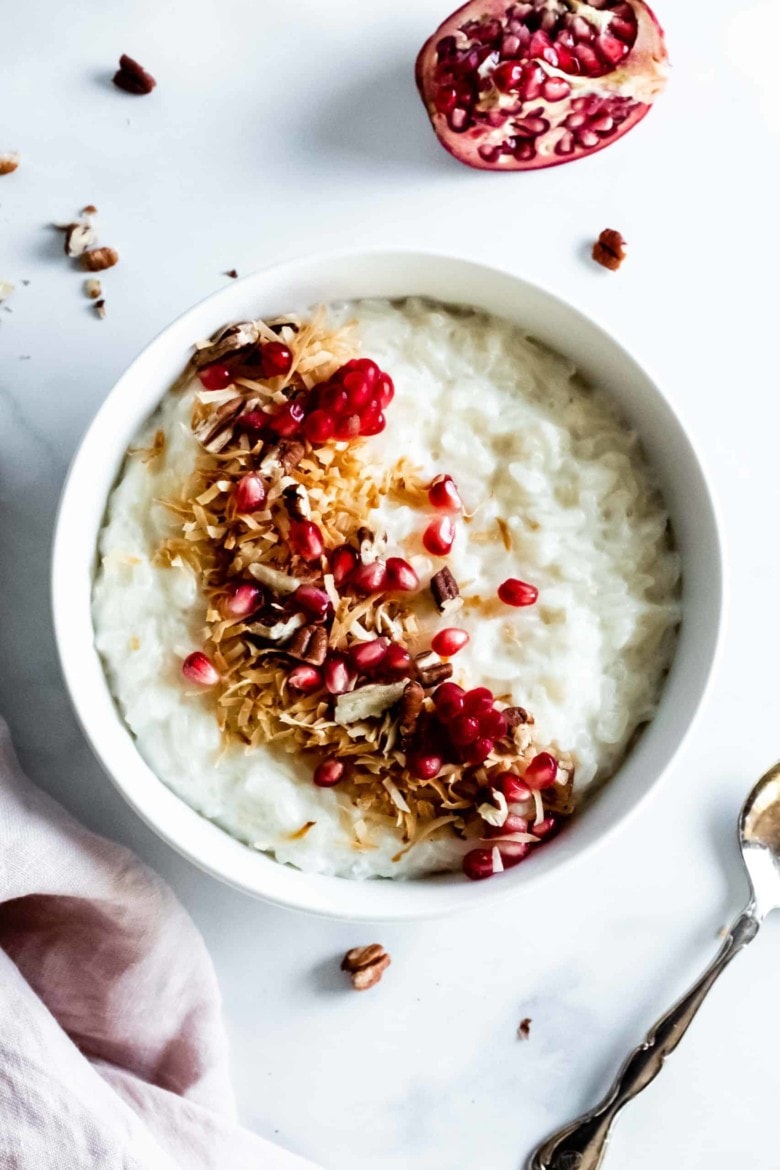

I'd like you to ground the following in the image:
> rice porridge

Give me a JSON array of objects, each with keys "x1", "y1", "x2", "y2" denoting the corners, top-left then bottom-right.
[{"x1": 93, "y1": 298, "x2": 680, "y2": 881}]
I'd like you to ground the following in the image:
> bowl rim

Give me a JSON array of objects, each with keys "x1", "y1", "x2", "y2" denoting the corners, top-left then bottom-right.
[{"x1": 51, "y1": 245, "x2": 726, "y2": 921}]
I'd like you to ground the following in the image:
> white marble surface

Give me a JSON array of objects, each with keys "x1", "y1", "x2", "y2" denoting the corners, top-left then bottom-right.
[{"x1": 2, "y1": 1, "x2": 780, "y2": 1166}]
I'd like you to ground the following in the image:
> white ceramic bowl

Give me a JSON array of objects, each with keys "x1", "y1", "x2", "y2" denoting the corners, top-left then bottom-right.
[{"x1": 52, "y1": 249, "x2": 724, "y2": 921}]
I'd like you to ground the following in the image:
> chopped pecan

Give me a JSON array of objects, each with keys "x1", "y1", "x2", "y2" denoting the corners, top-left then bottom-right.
[
  {"x1": 341, "y1": 944, "x2": 391, "y2": 991},
  {"x1": 269, "y1": 320, "x2": 300, "y2": 335},
  {"x1": 64, "y1": 221, "x2": 96, "y2": 258},
  {"x1": 358, "y1": 526, "x2": 386, "y2": 565},
  {"x1": 398, "y1": 680, "x2": 424, "y2": 747},
  {"x1": 287, "y1": 625, "x2": 328, "y2": 665},
  {"x1": 193, "y1": 396, "x2": 244, "y2": 453},
  {"x1": 94, "y1": 298, "x2": 107, "y2": 320},
  {"x1": 80, "y1": 246, "x2": 119, "y2": 272},
  {"x1": 504, "y1": 706, "x2": 532, "y2": 728},
  {"x1": 247, "y1": 561, "x2": 304, "y2": 596},
  {"x1": 0, "y1": 152, "x2": 20, "y2": 176},
  {"x1": 224, "y1": 269, "x2": 238, "y2": 279},
  {"x1": 430, "y1": 566, "x2": 463, "y2": 615},
  {"x1": 282, "y1": 482, "x2": 311, "y2": 520},
  {"x1": 517, "y1": 1017, "x2": 532, "y2": 1040},
  {"x1": 260, "y1": 438, "x2": 305, "y2": 476},
  {"x1": 192, "y1": 321, "x2": 260, "y2": 369},
  {"x1": 592, "y1": 228, "x2": 627, "y2": 272},
  {"x1": 112, "y1": 54, "x2": 157, "y2": 95},
  {"x1": 84, "y1": 278, "x2": 102, "y2": 299},
  {"x1": 247, "y1": 613, "x2": 305, "y2": 644},
  {"x1": 417, "y1": 661, "x2": 453, "y2": 689}
]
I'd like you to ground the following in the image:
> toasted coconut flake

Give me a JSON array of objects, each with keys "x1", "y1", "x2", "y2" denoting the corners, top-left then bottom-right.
[
  {"x1": 247, "y1": 562, "x2": 303, "y2": 595},
  {"x1": 383, "y1": 777, "x2": 411, "y2": 813},
  {"x1": 334, "y1": 681, "x2": 407, "y2": 726}
]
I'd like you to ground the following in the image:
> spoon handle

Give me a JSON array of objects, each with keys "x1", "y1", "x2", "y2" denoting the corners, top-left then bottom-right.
[{"x1": 529, "y1": 905, "x2": 760, "y2": 1170}]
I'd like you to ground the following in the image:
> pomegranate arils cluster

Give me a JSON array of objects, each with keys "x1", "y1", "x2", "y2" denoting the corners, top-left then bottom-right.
[{"x1": 416, "y1": 0, "x2": 669, "y2": 171}]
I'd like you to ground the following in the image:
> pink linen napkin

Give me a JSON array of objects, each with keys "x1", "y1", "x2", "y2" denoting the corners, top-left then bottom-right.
[{"x1": 0, "y1": 719, "x2": 319, "y2": 1170}]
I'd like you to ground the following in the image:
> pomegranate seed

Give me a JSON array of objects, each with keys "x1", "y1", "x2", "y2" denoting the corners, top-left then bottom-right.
[
  {"x1": 496, "y1": 771, "x2": 531, "y2": 803},
  {"x1": 464, "y1": 736, "x2": 494, "y2": 765},
  {"x1": 385, "y1": 557, "x2": 419, "y2": 592},
  {"x1": 288, "y1": 664, "x2": 323, "y2": 693},
  {"x1": 240, "y1": 409, "x2": 274, "y2": 433},
  {"x1": 288, "y1": 520, "x2": 324, "y2": 562},
  {"x1": 423, "y1": 514, "x2": 456, "y2": 556},
  {"x1": 360, "y1": 407, "x2": 386, "y2": 437},
  {"x1": 462, "y1": 687, "x2": 494, "y2": 718},
  {"x1": 334, "y1": 413, "x2": 362, "y2": 441},
  {"x1": 384, "y1": 644, "x2": 412, "y2": 675},
  {"x1": 524, "y1": 752, "x2": 558, "y2": 790},
  {"x1": 293, "y1": 584, "x2": 332, "y2": 621},
  {"x1": 323, "y1": 654, "x2": 357, "y2": 695},
  {"x1": 427, "y1": 474, "x2": 463, "y2": 512},
  {"x1": 320, "y1": 384, "x2": 349, "y2": 414},
  {"x1": 431, "y1": 627, "x2": 469, "y2": 657},
  {"x1": 234, "y1": 474, "x2": 266, "y2": 513},
  {"x1": 450, "y1": 714, "x2": 480, "y2": 747},
  {"x1": 223, "y1": 583, "x2": 262, "y2": 619},
  {"x1": 478, "y1": 708, "x2": 508, "y2": 739},
  {"x1": 534, "y1": 816, "x2": 558, "y2": 838},
  {"x1": 463, "y1": 848, "x2": 495, "y2": 881},
  {"x1": 198, "y1": 364, "x2": 232, "y2": 391},
  {"x1": 376, "y1": 373, "x2": 394, "y2": 408},
  {"x1": 313, "y1": 757, "x2": 348, "y2": 787},
  {"x1": 407, "y1": 751, "x2": 443, "y2": 781},
  {"x1": 271, "y1": 400, "x2": 306, "y2": 437},
  {"x1": 259, "y1": 341, "x2": 293, "y2": 378},
  {"x1": 342, "y1": 371, "x2": 374, "y2": 411},
  {"x1": 350, "y1": 637, "x2": 390, "y2": 672},
  {"x1": 351, "y1": 560, "x2": 388, "y2": 595},
  {"x1": 498, "y1": 578, "x2": 539, "y2": 607},
  {"x1": 182, "y1": 652, "x2": 220, "y2": 687},
  {"x1": 493, "y1": 60, "x2": 524, "y2": 92},
  {"x1": 485, "y1": 813, "x2": 529, "y2": 838},
  {"x1": 433, "y1": 682, "x2": 465, "y2": 722},
  {"x1": 497, "y1": 841, "x2": 532, "y2": 868},
  {"x1": 303, "y1": 408, "x2": 336, "y2": 444},
  {"x1": 329, "y1": 544, "x2": 358, "y2": 586}
]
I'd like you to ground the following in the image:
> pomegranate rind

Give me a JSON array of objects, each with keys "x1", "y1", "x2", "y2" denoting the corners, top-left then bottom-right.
[{"x1": 415, "y1": 0, "x2": 669, "y2": 171}]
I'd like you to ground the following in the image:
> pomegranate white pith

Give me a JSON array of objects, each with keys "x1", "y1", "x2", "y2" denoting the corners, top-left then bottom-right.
[
  {"x1": 94, "y1": 298, "x2": 680, "y2": 880},
  {"x1": 415, "y1": 0, "x2": 668, "y2": 171}
]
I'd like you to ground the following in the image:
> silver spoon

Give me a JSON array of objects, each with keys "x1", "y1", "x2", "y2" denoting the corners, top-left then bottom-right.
[{"x1": 529, "y1": 762, "x2": 780, "y2": 1170}]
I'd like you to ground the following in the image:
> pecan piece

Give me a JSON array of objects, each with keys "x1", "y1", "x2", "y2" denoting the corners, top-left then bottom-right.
[
  {"x1": 282, "y1": 482, "x2": 311, "y2": 520},
  {"x1": 504, "y1": 706, "x2": 532, "y2": 728},
  {"x1": 260, "y1": 438, "x2": 305, "y2": 476},
  {"x1": 80, "y1": 246, "x2": 119, "y2": 272},
  {"x1": 430, "y1": 566, "x2": 463, "y2": 615},
  {"x1": 398, "y1": 680, "x2": 424, "y2": 747},
  {"x1": 592, "y1": 228, "x2": 627, "y2": 272},
  {"x1": 0, "y1": 152, "x2": 20, "y2": 176},
  {"x1": 287, "y1": 625, "x2": 328, "y2": 666},
  {"x1": 193, "y1": 396, "x2": 244, "y2": 453},
  {"x1": 192, "y1": 322, "x2": 260, "y2": 369},
  {"x1": 417, "y1": 661, "x2": 453, "y2": 689},
  {"x1": 341, "y1": 944, "x2": 391, "y2": 991},
  {"x1": 517, "y1": 1017, "x2": 532, "y2": 1040},
  {"x1": 63, "y1": 221, "x2": 96, "y2": 257},
  {"x1": 112, "y1": 54, "x2": 157, "y2": 95},
  {"x1": 358, "y1": 526, "x2": 386, "y2": 565}
]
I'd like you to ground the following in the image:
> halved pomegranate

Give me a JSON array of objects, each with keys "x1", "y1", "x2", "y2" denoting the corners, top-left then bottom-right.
[{"x1": 415, "y1": 0, "x2": 668, "y2": 171}]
